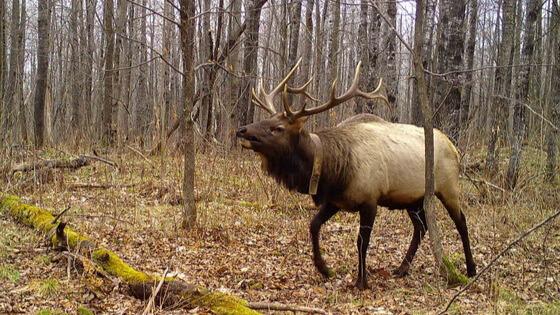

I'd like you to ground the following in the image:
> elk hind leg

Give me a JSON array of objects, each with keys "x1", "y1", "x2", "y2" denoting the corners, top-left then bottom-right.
[
  {"x1": 437, "y1": 190, "x2": 477, "y2": 277},
  {"x1": 393, "y1": 204, "x2": 427, "y2": 277}
]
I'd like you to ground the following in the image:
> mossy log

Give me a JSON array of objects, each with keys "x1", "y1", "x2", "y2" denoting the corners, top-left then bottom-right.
[{"x1": 0, "y1": 195, "x2": 260, "y2": 315}]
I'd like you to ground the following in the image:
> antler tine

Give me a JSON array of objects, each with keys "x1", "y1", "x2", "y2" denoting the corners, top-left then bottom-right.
[
  {"x1": 289, "y1": 62, "x2": 390, "y2": 119},
  {"x1": 251, "y1": 87, "x2": 276, "y2": 114},
  {"x1": 252, "y1": 58, "x2": 303, "y2": 115},
  {"x1": 286, "y1": 77, "x2": 321, "y2": 103}
]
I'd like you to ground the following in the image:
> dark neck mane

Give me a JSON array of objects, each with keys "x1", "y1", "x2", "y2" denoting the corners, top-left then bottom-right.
[
  {"x1": 262, "y1": 128, "x2": 356, "y2": 204},
  {"x1": 264, "y1": 132, "x2": 314, "y2": 194}
]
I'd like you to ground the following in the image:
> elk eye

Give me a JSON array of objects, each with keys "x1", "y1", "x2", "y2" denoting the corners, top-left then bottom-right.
[{"x1": 271, "y1": 126, "x2": 285, "y2": 134}]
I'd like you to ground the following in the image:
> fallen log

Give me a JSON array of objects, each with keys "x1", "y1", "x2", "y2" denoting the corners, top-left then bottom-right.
[
  {"x1": 0, "y1": 195, "x2": 259, "y2": 314},
  {"x1": 11, "y1": 155, "x2": 117, "y2": 174}
]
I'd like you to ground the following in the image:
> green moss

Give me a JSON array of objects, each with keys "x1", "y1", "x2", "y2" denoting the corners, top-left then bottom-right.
[
  {"x1": 36, "y1": 309, "x2": 67, "y2": 315},
  {"x1": 91, "y1": 248, "x2": 153, "y2": 284},
  {"x1": 77, "y1": 306, "x2": 95, "y2": 315},
  {"x1": 0, "y1": 264, "x2": 20, "y2": 282},
  {"x1": 194, "y1": 292, "x2": 260, "y2": 315},
  {"x1": 442, "y1": 255, "x2": 469, "y2": 287}
]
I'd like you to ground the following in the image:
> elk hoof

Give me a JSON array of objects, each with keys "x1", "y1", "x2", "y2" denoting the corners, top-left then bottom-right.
[
  {"x1": 354, "y1": 278, "x2": 369, "y2": 290},
  {"x1": 467, "y1": 266, "x2": 477, "y2": 277},
  {"x1": 392, "y1": 266, "x2": 409, "y2": 278},
  {"x1": 314, "y1": 258, "x2": 335, "y2": 278}
]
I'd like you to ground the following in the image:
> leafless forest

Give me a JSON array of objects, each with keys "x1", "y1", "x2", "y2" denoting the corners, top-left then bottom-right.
[{"x1": 0, "y1": 0, "x2": 559, "y2": 314}]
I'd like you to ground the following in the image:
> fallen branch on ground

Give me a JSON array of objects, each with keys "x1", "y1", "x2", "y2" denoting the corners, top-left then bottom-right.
[
  {"x1": 11, "y1": 155, "x2": 118, "y2": 174},
  {"x1": 248, "y1": 302, "x2": 328, "y2": 314},
  {"x1": 439, "y1": 208, "x2": 560, "y2": 314},
  {"x1": 68, "y1": 183, "x2": 137, "y2": 190},
  {"x1": 0, "y1": 195, "x2": 259, "y2": 314}
]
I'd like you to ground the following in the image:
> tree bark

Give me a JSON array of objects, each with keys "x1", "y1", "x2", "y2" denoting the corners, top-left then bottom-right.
[
  {"x1": 70, "y1": 0, "x2": 81, "y2": 139},
  {"x1": 102, "y1": 0, "x2": 115, "y2": 144},
  {"x1": 486, "y1": 0, "x2": 515, "y2": 174},
  {"x1": 505, "y1": 0, "x2": 539, "y2": 189},
  {"x1": 413, "y1": 0, "x2": 446, "y2": 280},
  {"x1": 545, "y1": 0, "x2": 559, "y2": 183},
  {"x1": 459, "y1": 0, "x2": 477, "y2": 143},
  {"x1": 237, "y1": 0, "x2": 267, "y2": 126},
  {"x1": 180, "y1": 0, "x2": 197, "y2": 229},
  {"x1": 434, "y1": 0, "x2": 466, "y2": 142},
  {"x1": 2, "y1": 0, "x2": 21, "y2": 143},
  {"x1": 384, "y1": 0, "x2": 398, "y2": 122},
  {"x1": 33, "y1": 0, "x2": 50, "y2": 148}
]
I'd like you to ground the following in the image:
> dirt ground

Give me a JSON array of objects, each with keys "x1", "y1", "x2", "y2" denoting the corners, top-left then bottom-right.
[{"x1": 1, "y1": 147, "x2": 559, "y2": 314}]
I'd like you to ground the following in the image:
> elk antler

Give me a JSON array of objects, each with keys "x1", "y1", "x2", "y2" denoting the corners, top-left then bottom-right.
[
  {"x1": 283, "y1": 61, "x2": 389, "y2": 121},
  {"x1": 251, "y1": 58, "x2": 303, "y2": 115}
]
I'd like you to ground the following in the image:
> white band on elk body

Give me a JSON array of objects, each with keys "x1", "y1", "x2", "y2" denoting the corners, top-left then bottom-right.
[{"x1": 309, "y1": 133, "x2": 323, "y2": 195}]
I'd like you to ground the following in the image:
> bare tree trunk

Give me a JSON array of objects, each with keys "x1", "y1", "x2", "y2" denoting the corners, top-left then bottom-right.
[
  {"x1": 486, "y1": 0, "x2": 515, "y2": 174},
  {"x1": 238, "y1": 0, "x2": 267, "y2": 126},
  {"x1": 2, "y1": 0, "x2": 21, "y2": 143},
  {"x1": 434, "y1": 0, "x2": 466, "y2": 142},
  {"x1": 34, "y1": 0, "x2": 50, "y2": 148},
  {"x1": 0, "y1": 0, "x2": 5, "y2": 120},
  {"x1": 288, "y1": 0, "x2": 302, "y2": 66},
  {"x1": 384, "y1": 0, "x2": 398, "y2": 122},
  {"x1": 70, "y1": 0, "x2": 81, "y2": 141},
  {"x1": 114, "y1": 0, "x2": 127, "y2": 145},
  {"x1": 459, "y1": 0, "x2": 477, "y2": 143},
  {"x1": 102, "y1": 0, "x2": 115, "y2": 145},
  {"x1": 16, "y1": 0, "x2": 26, "y2": 144},
  {"x1": 545, "y1": 0, "x2": 559, "y2": 183},
  {"x1": 84, "y1": 0, "x2": 95, "y2": 131},
  {"x1": 136, "y1": 0, "x2": 149, "y2": 146},
  {"x1": 506, "y1": 0, "x2": 539, "y2": 189},
  {"x1": 355, "y1": 0, "x2": 368, "y2": 114},
  {"x1": 179, "y1": 0, "x2": 197, "y2": 229},
  {"x1": 299, "y1": 0, "x2": 313, "y2": 83},
  {"x1": 413, "y1": 0, "x2": 445, "y2": 279}
]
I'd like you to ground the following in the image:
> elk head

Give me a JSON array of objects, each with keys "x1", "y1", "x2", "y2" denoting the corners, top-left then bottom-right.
[{"x1": 236, "y1": 58, "x2": 388, "y2": 156}]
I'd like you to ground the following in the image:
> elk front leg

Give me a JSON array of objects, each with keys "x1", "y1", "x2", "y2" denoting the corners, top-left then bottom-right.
[
  {"x1": 310, "y1": 203, "x2": 338, "y2": 278},
  {"x1": 355, "y1": 203, "x2": 377, "y2": 290}
]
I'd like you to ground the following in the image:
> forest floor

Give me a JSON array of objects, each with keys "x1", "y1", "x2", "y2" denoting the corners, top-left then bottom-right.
[{"x1": 1, "y1": 145, "x2": 559, "y2": 314}]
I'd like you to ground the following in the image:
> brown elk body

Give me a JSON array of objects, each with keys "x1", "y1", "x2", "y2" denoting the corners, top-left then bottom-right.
[{"x1": 236, "y1": 60, "x2": 476, "y2": 289}]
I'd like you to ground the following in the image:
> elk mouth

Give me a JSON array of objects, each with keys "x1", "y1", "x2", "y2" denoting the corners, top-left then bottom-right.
[{"x1": 238, "y1": 135, "x2": 261, "y2": 149}]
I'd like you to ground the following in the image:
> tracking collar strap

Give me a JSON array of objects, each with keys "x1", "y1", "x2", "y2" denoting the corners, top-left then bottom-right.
[{"x1": 309, "y1": 133, "x2": 323, "y2": 195}]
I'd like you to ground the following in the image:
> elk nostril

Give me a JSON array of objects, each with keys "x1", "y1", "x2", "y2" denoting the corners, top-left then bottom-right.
[{"x1": 236, "y1": 127, "x2": 247, "y2": 137}]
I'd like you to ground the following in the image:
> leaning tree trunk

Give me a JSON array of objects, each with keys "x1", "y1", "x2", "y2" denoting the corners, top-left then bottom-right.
[
  {"x1": 412, "y1": 0, "x2": 464, "y2": 285},
  {"x1": 505, "y1": 0, "x2": 539, "y2": 189},
  {"x1": 34, "y1": 0, "x2": 50, "y2": 148}
]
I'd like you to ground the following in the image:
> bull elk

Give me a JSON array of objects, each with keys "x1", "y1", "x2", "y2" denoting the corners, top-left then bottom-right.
[{"x1": 236, "y1": 59, "x2": 476, "y2": 289}]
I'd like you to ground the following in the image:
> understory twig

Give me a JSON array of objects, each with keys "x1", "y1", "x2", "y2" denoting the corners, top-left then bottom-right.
[
  {"x1": 143, "y1": 268, "x2": 169, "y2": 315},
  {"x1": 248, "y1": 302, "x2": 328, "y2": 314},
  {"x1": 440, "y1": 209, "x2": 560, "y2": 314}
]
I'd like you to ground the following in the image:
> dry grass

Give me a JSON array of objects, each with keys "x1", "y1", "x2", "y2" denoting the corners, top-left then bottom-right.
[{"x1": 0, "y1": 144, "x2": 559, "y2": 314}]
